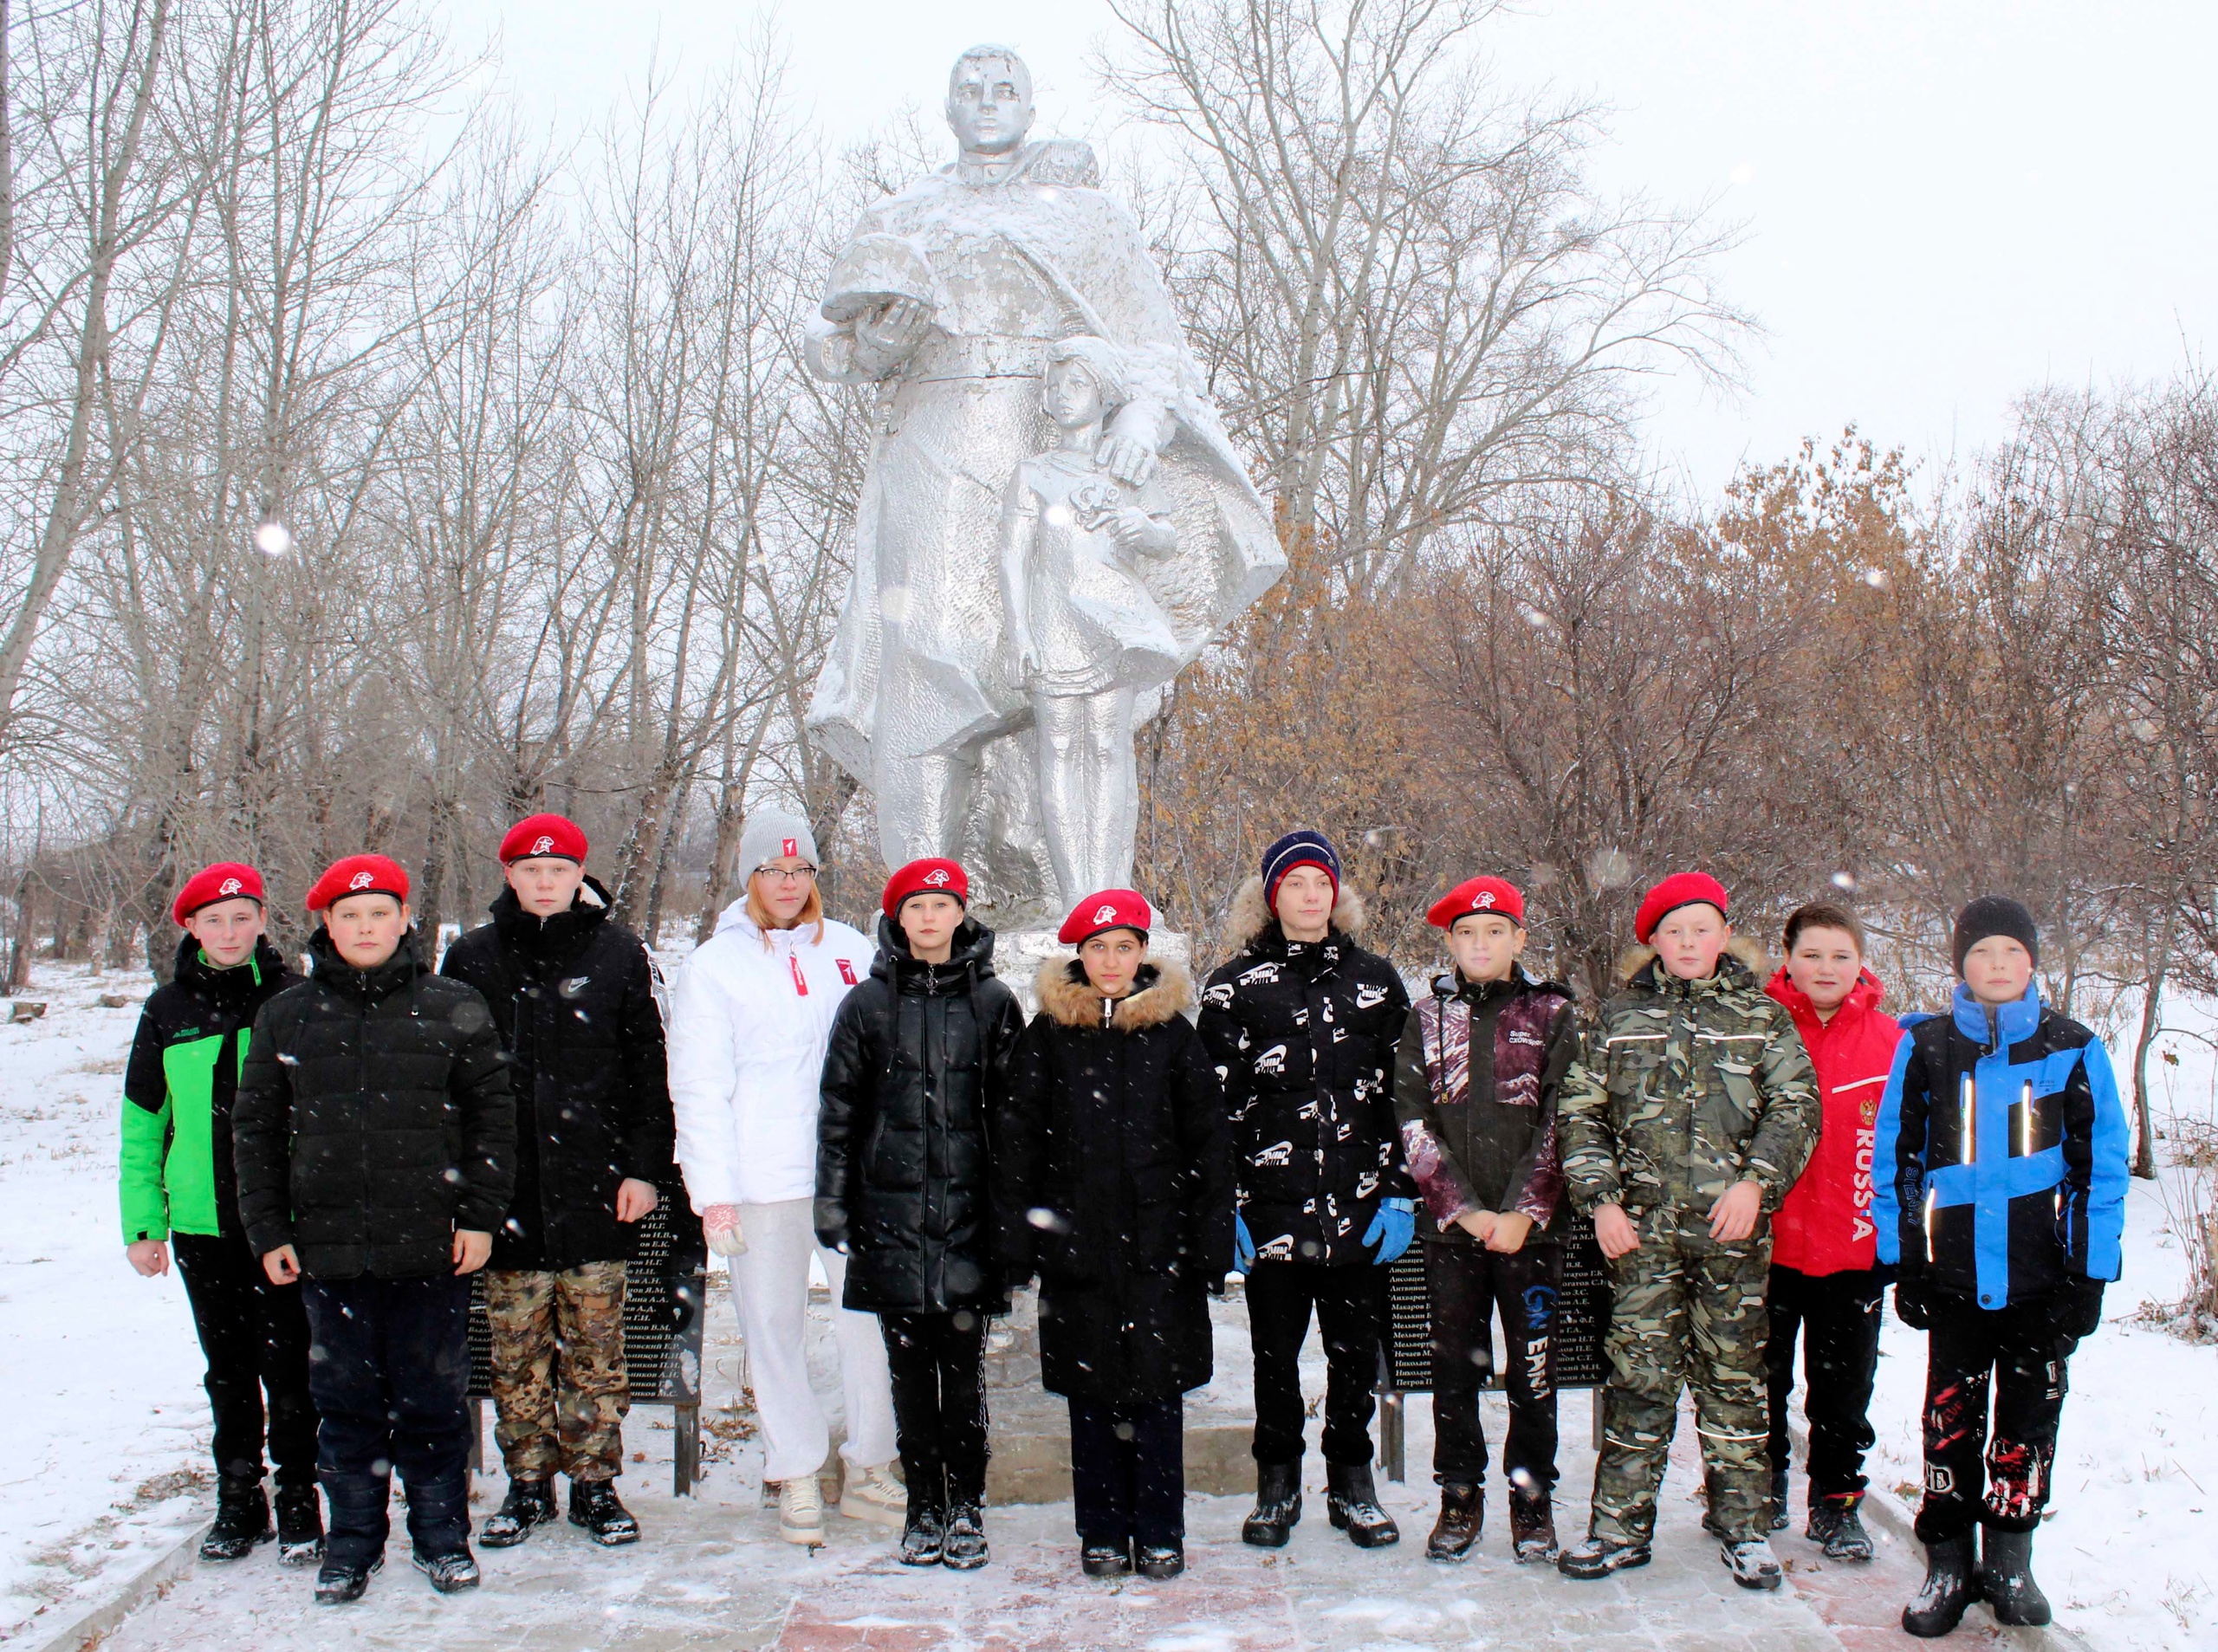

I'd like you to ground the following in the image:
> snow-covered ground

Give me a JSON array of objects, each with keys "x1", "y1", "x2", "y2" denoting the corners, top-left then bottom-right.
[{"x1": 4, "y1": 951, "x2": 2215, "y2": 1649}]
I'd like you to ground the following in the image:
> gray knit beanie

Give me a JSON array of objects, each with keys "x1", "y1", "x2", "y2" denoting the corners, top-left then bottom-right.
[{"x1": 738, "y1": 809, "x2": 819, "y2": 873}]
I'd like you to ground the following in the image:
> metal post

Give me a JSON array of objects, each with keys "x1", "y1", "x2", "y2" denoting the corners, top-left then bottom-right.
[
  {"x1": 673, "y1": 1404, "x2": 700, "y2": 1497},
  {"x1": 1378, "y1": 1389, "x2": 1406, "y2": 1482}
]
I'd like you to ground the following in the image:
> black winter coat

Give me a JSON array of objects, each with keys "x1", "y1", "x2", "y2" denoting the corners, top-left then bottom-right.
[
  {"x1": 996, "y1": 957, "x2": 1233, "y2": 1403},
  {"x1": 234, "y1": 929, "x2": 516, "y2": 1279},
  {"x1": 440, "y1": 882, "x2": 673, "y2": 1270},
  {"x1": 1197, "y1": 878, "x2": 1413, "y2": 1267},
  {"x1": 815, "y1": 917, "x2": 1025, "y2": 1314}
]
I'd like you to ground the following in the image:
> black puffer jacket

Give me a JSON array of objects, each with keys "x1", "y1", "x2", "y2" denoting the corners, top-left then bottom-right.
[
  {"x1": 996, "y1": 957, "x2": 1233, "y2": 1403},
  {"x1": 815, "y1": 916, "x2": 1024, "y2": 1314},
  {"x1": 1197, "y1": 877, "x2": 1413, "y2": 1266},
  {"x1": 440, "y1": 881, "x2": 673, "y2": 1270},
  {"x1": 233, "y1": 929, "x2": 515, "y2": 1279}
]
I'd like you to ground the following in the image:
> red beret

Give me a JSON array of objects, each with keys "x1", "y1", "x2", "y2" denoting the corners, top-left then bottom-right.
[
  {"x1": 306, "y1": 853, "x2": 411, "y2": 914},
  {"x1": 1634, "y1": 871, "x2": 1729, "y2": 943},
  {"x1": 499, "y1": 813, "x2": 587, "y2": 865},
  {"x1": 172, "y1": 863, "x2": 265, "y2": 926},
  {"x1": 1057, "y1": 888, "x2": 1154, "y2": 947},
  {"x1": 883, "y1": 857, "x2": 969, "y2": 918},
  {"x1": 1428, "y1": 876, "x2": 1525, "y2": 930}
]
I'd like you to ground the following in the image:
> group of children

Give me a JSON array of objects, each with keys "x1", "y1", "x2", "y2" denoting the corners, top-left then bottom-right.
[{"x1": 118, "y1": 821, "x2": 2130, "y2": 1638}]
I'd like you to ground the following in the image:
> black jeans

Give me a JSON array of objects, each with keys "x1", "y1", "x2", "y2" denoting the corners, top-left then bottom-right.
[
  {"x1": 302, "y1": 1275, "x2": 473, "y2": 1565},
  {"x1": 1916, "y1": 1295, "x2": 2074, "y2": 1542},
  {"x1": 1067, "y1": 1396, "x2": 1184, "y2": 1549},
  {"x1": 881, "y1": 1311, "x2": 989, "y2": 1508},
  {"x1": 1427, "y1": 1241, "x2": 1561, "y2": 1492},
  {"x1": 173, "y1": 1233, "x2": 318, "y2": 1488},
  {"x1": 1763, "y1": 1263, "x2": 1884, "y2": 1502},
  {"x1": 1245, "y1": 1260, "x2": 1383, "y2": 1467}
]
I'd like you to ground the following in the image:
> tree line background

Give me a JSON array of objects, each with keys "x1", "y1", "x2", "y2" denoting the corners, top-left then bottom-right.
[{"x1": 3, "y1": 0, "x2": 2216, "y2": 1162}]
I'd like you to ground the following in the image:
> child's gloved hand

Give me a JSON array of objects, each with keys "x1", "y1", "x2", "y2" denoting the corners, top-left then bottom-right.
[
  {"x1": 703, "y1": 1204, "x2": 748, "y2": 1258},
  {"x1": 2051, "y1": 1274, "x2": 2105, "y2": 1341},
  {"x1": 1233, "y1": 1213, "x2": 1256, "y2": 1273},
  {"x1": 1893, "y1": 1273, "x2": 1930, "y2": 1330},
  {"x1": 1365, "y1": 1199, "x2": 1417, "y2": 1265}
]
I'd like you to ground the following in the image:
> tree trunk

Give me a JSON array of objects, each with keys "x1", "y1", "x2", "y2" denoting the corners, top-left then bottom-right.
[
  {"x1": 2130, "y1": 930, "x2": 2170, "y2": 1181},
  {"x1": 6, "y1": 872, "x2": 31, "y2": 990}
]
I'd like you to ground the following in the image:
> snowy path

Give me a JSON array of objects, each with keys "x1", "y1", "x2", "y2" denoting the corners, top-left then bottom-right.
[{"x1": 6, "y1": 956, "x2": 2214, "y2": 1649}]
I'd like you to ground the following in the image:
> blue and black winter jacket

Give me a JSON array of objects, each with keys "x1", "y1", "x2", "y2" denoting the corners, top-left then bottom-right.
[{"x1": 1872, "y1": 981, "x2": 2128, "y2": 1310}]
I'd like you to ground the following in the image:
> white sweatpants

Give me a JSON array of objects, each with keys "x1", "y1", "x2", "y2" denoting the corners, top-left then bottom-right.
[{"x1": 729, "y1": 1196, "x2": 897, "y2": 1481}]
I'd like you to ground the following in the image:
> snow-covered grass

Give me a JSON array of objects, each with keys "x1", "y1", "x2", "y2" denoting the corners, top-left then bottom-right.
[{"x1": 0, "y1": 960, "x2": 214, "y2": 1642}]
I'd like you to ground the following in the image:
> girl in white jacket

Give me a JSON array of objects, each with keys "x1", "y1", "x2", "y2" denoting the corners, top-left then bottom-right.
[{"x1": 667, "y1": 812, "x2": 901, "y2": 1545}]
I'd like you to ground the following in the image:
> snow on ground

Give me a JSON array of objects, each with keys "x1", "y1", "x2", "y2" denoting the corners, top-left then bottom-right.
[
  {"x1": 5, "y1": 951, "x2": 2217, "y2": 1649},
  {"x1": 0, "y1": 961, "x2": 215, "y2": 1642}
]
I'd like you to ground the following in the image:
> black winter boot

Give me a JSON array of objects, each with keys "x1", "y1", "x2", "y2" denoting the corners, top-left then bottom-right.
[
  {"x1": 568, "y1": 1479, "x2": 641, "y2": 1545},
  {"x1": 411, "y1": 1546, "x2": 481, "y2": 1594},
  {"x1": 1978, "y1": 1526, "x2": 2052, "y2": 1627},
  {"x1": 1242, "y1": 1461, "x2": 1302, "y2": 1547},
  {"x1": 199, "y1": 1479, "x2": 273, "y2": 1562},
  {"x1": 314, "y1": 1553, "x2": 382, "y2": 1605},
  {"x1": 1902, "y1": 1532, "x2": 1978, "y2": 1637},
  {"x1": 1425, "y1": 1482, "x2": 1482, "y2": 1561},
  {"x1": 1080, "y1": 1540, "x2": 1132, "y2": 1577},
  {"x1": 1508, "y1": 1489, "x2": 1558, "y2": 1564},
  {"x1": 479, "y1": 1477, "x2": 557, "y2": 1548},
  {"x1": 276, "y1": 1483, "x2": 323, "y2": 1565},
  {"x1": 942, "y1": 1505, "x2": 989, "y2": 1571},
  {"x1": 1557, "y1": 1534, "x2": 1651, "y2": 1578},
  {"x1": 1806, "y1": 1492, "x2": 1873, "y2": 1561},
  {"x1": 1325, "y1": 1462, "x2": 1399, "y2": 1548},
  {"x1": 1135, "y1": 1542, "x2": 1184, "y2": 1579},
  {"x1": 899, "y1": 1503, "x2": 946, "y2": 1567}
]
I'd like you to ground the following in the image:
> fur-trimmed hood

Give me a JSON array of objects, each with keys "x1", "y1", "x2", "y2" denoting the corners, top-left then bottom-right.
[
  {"x1": 1034, "y1": 956, "x2": 1194, "y2": 1030},
  {"x1": 1220, "y1": 873, "x2": 1367, "y2": 954},
  {"x1": 1614, "y1": 933, "x2": 1773, "y2": 988}
]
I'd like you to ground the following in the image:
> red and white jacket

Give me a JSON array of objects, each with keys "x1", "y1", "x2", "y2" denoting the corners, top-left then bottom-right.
[
  {"x1": 666, "y1": 902, "x2": 871, "y2": 1209},
  {"x1": 1764, "y1": 968, "x2": 1903, "y2": 1276}
]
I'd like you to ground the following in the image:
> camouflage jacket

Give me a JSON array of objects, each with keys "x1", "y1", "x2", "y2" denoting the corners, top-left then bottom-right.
[{"x1": 1557, "y1": 943, "x2": 1820, "y2": 1224}]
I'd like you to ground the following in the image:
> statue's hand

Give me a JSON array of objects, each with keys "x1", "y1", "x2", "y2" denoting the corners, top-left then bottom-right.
[
  {"x1": 1107, "y1": 506, "x2": 1174, "y2": 557},
  {"x1": 854, "y1": 296, "x2": 933, "y2": 364},
  {"x1": 1096, "y1": 431, "x2": 1157, "y2": 489}
]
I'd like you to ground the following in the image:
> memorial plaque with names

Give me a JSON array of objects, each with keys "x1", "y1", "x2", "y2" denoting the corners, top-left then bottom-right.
[{"x1": 1384, "y1": 1212, "x2": 1612, "y2": 1391}]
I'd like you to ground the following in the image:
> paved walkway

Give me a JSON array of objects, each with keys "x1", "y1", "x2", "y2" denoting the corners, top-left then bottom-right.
[{"x1": 95, "y1": 1392, "x2": 2046, "y2": 1652}]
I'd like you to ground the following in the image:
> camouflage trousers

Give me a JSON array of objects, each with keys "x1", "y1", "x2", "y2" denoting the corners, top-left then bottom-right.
[
  {"x1": 484, "y1": 1262, "x2": 631, "y2": 1482},
  {"x1": 1587, "y1": 1212, "x2": 1772, "y2": 1545}
]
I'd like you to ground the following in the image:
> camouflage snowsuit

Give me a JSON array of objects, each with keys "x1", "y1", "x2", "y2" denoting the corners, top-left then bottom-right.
[
  {"x1": 484, "y1": 1262, "x2": 631, "y2": 1480},
  {"x1": 1557, "y1": 945, "x2": 1820, "y2": 1545}
]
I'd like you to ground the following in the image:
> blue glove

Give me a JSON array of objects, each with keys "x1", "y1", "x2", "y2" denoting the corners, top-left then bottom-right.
[
  {"x1": 1233, "y1": 1213, "x2": 1257, "y2": 1273},
  {"x1": 1365, "y1": 1198, "x2": 1417, "y2": 1265}
]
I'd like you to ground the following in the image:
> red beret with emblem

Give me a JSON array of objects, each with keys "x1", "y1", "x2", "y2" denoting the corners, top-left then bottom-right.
[
  {"x1": 1057, "y1": 888, "x2": 1154, "y2": 947},
  {"x1": 172, "y1": 862, "x2": 266, "y2": 926},
  {"x1": 499, "y1": 813, "x2": 587, "y2": 865},
  {"x1": 883, "y1": 857, "x2": 970, "y2": 918},
  {"x1": 1427, "y1": 876, "x2": 1525, "y2": 930},
  {"x1": 1633, "y1": 870, "x2": 1729, "y2": 943},
  {"x1": 305, "y1": 853, "x2": 411, "y2": 914}
]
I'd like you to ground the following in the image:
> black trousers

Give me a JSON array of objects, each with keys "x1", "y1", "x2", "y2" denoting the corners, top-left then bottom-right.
[
  {"x1": 881, "y1": 1311, "x2": 989, "y2": 1508},
  {"x1": 1067, "y1": 1396, "x2": 1184, "y2": 1549},
  {"x1": 1763, "y1": 1263, "x2": 1883, "y2": 1502},
  {"x1": 1245, "y1": 1260, "x2": 1383, "y2": 1467},
  {"x1": 302, "y1": 1275, "x2": 473, "y2": 1565},
  {"x1": 1428, "y1": 1241, "x2": 1562, "y2": 1492},
  {"x1": 1915, "y1": 1296, "x2": 2073, "y2": 1542},
  {"x1": 172, "y1": 1233, "x2": 318, "y2": 1489}
]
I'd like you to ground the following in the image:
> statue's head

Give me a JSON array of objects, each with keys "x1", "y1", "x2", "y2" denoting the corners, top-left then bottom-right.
[
  {"x1": 946, "y1": 45, "x2": 1034, "y2": 157},
  {"x1": 1043, "y1": 335, "x2": 1130, "y2": 428}
]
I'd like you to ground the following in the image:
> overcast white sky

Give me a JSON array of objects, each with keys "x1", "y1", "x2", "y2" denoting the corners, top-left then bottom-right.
[{"x1": 438, "y1": 0, "x2": 2218, "y2": 493}]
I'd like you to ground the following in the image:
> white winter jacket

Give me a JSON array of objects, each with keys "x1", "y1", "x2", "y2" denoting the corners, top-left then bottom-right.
[{"x1": 666, "y1": 901, "x2": 873, "y2": 1210}]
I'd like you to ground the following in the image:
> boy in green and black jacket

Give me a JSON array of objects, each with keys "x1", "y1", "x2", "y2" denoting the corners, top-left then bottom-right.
[{"x1": 120, "y1": 862, "x2": 320, "y2": 1565}]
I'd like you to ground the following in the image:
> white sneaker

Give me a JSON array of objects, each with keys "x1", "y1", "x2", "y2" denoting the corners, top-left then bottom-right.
[
  {"x1": 840, "y1": 1461, "x2": 907, "y2": 1528},
  {"x1": 777, "y1": 1475, "x2": 825, "y2": 1546}
]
